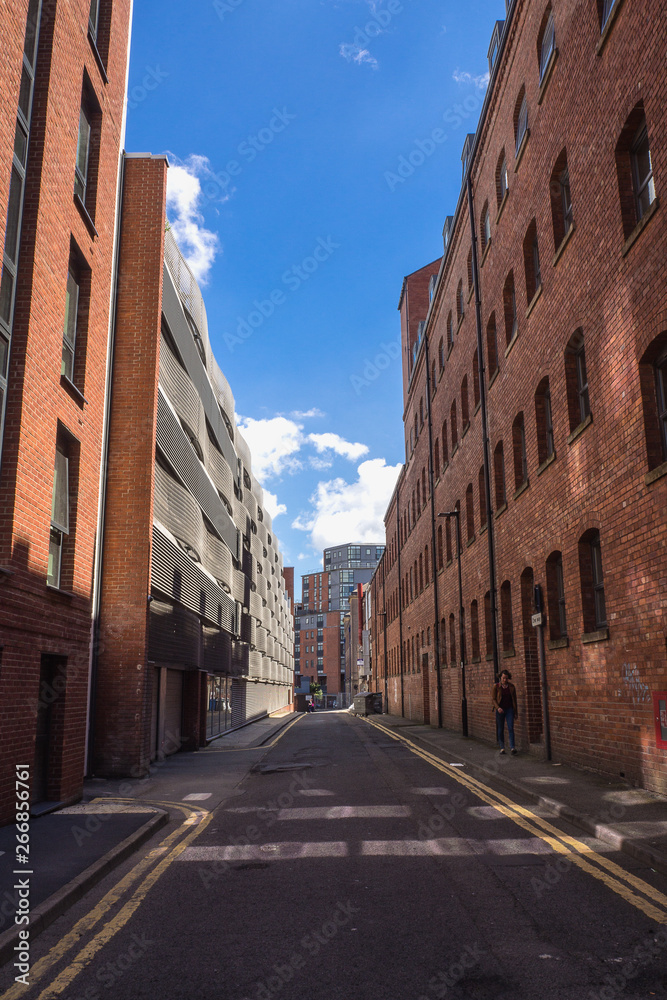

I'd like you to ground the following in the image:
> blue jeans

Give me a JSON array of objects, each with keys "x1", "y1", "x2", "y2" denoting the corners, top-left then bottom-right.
[{"x1": 496, "y1": 706, "x2": 515, "y2": 750}]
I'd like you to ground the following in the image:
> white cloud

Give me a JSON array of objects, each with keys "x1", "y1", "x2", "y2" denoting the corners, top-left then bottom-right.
[
  {"x1": 452, "y1": 68, "x2": 490, "y2": 90},
  {"x1": 166, "y1": 154, "x2": 221, "y2": 284},
  {"x1": 235, "y1": 415, "x2": 304, "y2": 480},
  {"x1": 293, "y1": 458, "x2": 401, "y2": 551},
  {"x1": 290, "y1": 408, "x2": 325, "y2": 419},
  {"x1": 308, "y1": 433, "x2": 369, "y2": 461},
  {"x1": 339, "y1": 42, "x2": 379, "y2": 69},
  {"x1": 262, "y1": 489, "x2": 287, "y2": 520},
  {"x1": 309, "y1": 455, "x2": 334, "y2": 471}
]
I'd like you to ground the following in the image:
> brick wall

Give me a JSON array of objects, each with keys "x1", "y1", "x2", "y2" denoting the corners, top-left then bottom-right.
[
  {"x1": 93, "y1": 155, "x2": 168, "y2": 777},
  {"x1": 0, "y1": 0, "x2": 131, "y2": 823},
  {"x1": 372, "y1": 0, "x2": 667, "y2": 793}
]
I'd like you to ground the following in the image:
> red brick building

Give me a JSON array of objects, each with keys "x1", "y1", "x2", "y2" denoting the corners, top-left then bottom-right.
[
  {"x1": 0, "y1": 0, "x2": 131, "y2": 822},
  {"x1": 371, "y1": 0, "x2": 667, "y2": 793}
]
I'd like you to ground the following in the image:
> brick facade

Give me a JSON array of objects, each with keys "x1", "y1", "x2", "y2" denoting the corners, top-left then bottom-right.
[
  {"x1": 0, "y1": 0, "x2": 131, "y2": 822},
  {"x1": 371, "y1": 0, "x2": 667, "y2": 793}
]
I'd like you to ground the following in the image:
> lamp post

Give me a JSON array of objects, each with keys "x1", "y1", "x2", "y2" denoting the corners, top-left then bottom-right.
[{"x1": 439, "y1": 510, "x2": 468, "y2": 737}]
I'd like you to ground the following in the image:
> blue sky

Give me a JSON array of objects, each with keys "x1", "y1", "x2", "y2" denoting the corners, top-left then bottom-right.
[{"x1": 125, "y1": 0, "x2": 501, "y2": 589}]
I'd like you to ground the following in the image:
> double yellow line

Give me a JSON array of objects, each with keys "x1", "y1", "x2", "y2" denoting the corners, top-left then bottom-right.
[
  {"x1": 2, "y1": 802, "x2": 212, "y2": 1000},
  {"x1": 364, "y1": 718, "x2": 667, "y2": 924}
]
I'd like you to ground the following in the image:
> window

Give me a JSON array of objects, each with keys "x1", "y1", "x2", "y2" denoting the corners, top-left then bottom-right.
[
  {"x1": 447, "y1": 312, "x2": 453, "y2": 349},
  {"x1": 484, "y1": 590, "x2": 493, "y2": 656},
  {"x1": 456, "y1": 281, "x2": 464, "y2": 324},
  {"x1": 535, "y1": 377, "x2": 555, "y2": 465},
  {"x1": 440, "y1": 618, "x2": 447, "y2": 665},
  {"x1": 481, "y1": 203, "x2": 491, "y2": 252},
  {"x1": 496, "y1": 150, "x2": 509, "y2": 207},
  {"x1": 48, "y1": 433, "x2": 79, "y2": 590},
  {"x1": 639, "y1": 332, "x2": 667, "y2": 470},
  {"x1": 449, "y1": 613, "x2": 456, "y2": 665},
  {"x1": 514, "y1": 88, "x2": 528, "y2": 155},
  {"x1": 478, "y1": 466, "x2": 487, "y2": 528},
  {"x1": 500, "y1": 580, "x2": 514, "y2": 653},
  {"x1": 441, "y1": 420, "x2": 449, "y2": 464},
  {"x1": 74, "y1": 80, "x2": 100, "y2": 220},
  {"x1": 494, "y1": 440, "x2": 506, "y2": 508},
  {"x1": 450, "y1": 401, "x2": 457, "y2": 449},
  {"x1": 461, "y1": 376, "x2": 469, "y2": 430},
  {"x1": 538, "y1": 8, "x2": 555, "y2": 82},
  {"x1": 438, "y1": 337, "x2": 445, "y2": 372},
  {"x1": 487, "y1": 313, "x2": 498, "y2": 377},
  {"x1": 503, "y1": 272, "x2": 517, "y2": 346},
  {"x1": 437, "y1": 525, "x2": 444, "y2": 570},
  {"x1": 471, "y1": 600, "x2": 480, "y2": 661},
  {"x1": 512, "y1": 413, "x2": 528, "y2": 491},
  {"x1": 467, "y1": 249, "x2": 473, "y2": 295},
  {"x1": 61, "y1": 247, "x2": 89, "y2": 388},
  {"x1": 549, "y1": 149, "x2": 573, "y2": 249},
  {"x1": 431, "y1": 359, "x2": 437, "y2": 392},
  {"x1": 565, "y1": 329, "x2": 590, "y2": 431},
  {"x1": 546, "y1": 551, "x2": 567, "y2": 640},
  {"x1": 465, "y1": 484, "x2": 474, "y2": 542},
  {"x1": 599, "y1": 0, "x2": 618, "y2": 30},
  {"x1": 615, "y1": 104, "x2": 656, "y2": 240},
  {"x1": 579, "y1": 529, "x2": 607, "y2": 632},
  {"x1": 523, "y1": 219, "x2": 541, "y2": 303}
]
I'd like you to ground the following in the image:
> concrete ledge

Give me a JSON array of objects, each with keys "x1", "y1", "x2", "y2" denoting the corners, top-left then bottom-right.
[{"x1": 0, "y1": 808, "x2": 167, "y2": 968}]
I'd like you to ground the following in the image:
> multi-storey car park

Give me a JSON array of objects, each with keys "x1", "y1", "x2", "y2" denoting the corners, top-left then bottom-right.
[{"x1": 369, "y1": 0, "x2": 667, "y2": 794}]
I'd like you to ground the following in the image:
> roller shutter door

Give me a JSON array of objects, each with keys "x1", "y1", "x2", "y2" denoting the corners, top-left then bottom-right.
[{"x1": 164, "y1": 669, "x2": 183, "y2": 754}]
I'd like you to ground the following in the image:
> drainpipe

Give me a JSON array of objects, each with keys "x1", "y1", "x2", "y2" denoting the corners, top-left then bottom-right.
[
  {"x1": 424, "y1": 335, "x2": 443, "y2": 727},
  {"x1": 466, "y1": 173, "x2": 500, "y2": 682},
  {"x1": 396, "y1": 487, "x2": 405, "y2": 717}
]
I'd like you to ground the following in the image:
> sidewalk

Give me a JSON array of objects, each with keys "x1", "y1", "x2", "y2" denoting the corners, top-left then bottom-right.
[
  {"x1": 367, "y1": 712, "x2": 667, "y2": 877},
  {"x1": 0, "y1": 711, "x2": 296, "y2": 968}
]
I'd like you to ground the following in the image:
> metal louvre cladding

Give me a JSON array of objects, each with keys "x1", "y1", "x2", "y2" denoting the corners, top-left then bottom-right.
[
  {"x1": 156, "y1": 388, "x2": 238, "y2": 557},
  {"x1": 151, "y1": 524, "x2": 235, "y2": 633}
]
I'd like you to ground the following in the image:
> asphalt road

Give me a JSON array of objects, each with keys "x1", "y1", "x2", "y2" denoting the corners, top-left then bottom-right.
[{"x1": 2, "y1": 712, "x2": 667, "y2": 1000}]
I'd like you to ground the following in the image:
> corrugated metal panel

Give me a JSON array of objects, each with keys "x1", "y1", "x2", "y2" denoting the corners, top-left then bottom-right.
[
  {"x1": 148, "y1": 598, "x2": 200, "y2": 668},
  {"x1": 151, "y1": 524, "x2": 235, "y2": 631},
  {"x1": 154, "y1": 461, "x2": 205, "y2": 562},
  {"x1": 156, "y1": 389, "x2": 237, "y2": 555},
  {"x1": 231, "y1": 679, "x2": 244, "y2": 727}
]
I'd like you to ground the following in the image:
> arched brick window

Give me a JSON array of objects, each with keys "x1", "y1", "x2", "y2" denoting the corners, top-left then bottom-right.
[
  {"x1": 470, "y1": 600, "x2": 480, "y2": 661},
  {"x1": 523, "y1": 218, "x2": 541, "y2": 303},
  {"x1": 511, "y1": 412, "x2": 528, "y2": 491},
  {"x1": 578, "y1": 529, "x2": 607, "y2": 633},
  {"x1": 514, "y1": 86, "x2": 528, "y2": 155},
  {"x1": 537, "y1": 5, "x2": 555, "y2": 82},
  {"x1": 467, "y1": 249, "x2": 473, "y2": 295},
  {"x1": 564, "y1": 328, "x2": 590, "y2": 431},
  {"x1": 465, "y1": 483, "x2": 474, "y2": 542},
  {"x1": 484, "y1": 590, "x2": 493, "y2": 656},
  {"x1": 451, "y1": 401, "x2": 458, "y2": 450},
  {"x1": 472, "y1": 349, "x2": 480, "y2": 407},
  {"x1": 487, "y1": 312, "x2": 498, "y2": 377},
  {"x1": 440, "y1": 617, "x2": 447, "y2": 665},
  {"x1": 503, "y1": 271, "x2": 517, "y2": 346},
  {"x1": 535, "y1": 376, "x2": 555, "y2": 466},
  {"x1": 545, "y1": 550, "x2": 567, "y2": 640},
  {"x1": 461, "y1": 375, "x2": 469, "y2": 429},
  {"x1": 496, "y1": 149, "x2": 509, "y2": 207},
  {"x1": 442, "y1": 419, "x2": 449, "y2": 464},
  {"x1": 639, "y1": 331, "x2": 667, "y2": 470},
  {"x1": 456, "y1": 280, "x2": 464, "y2": 324},
  {"x1": 500, "y1": 580, "x2": 514, "y2": 654},
  {"x1": 479, "y1": 465, "x2": 487, "y2": 529},
  {"x1": 447, "y1": 311, "x2": 454, "y2": 349},
  {"x1": 494, "y1": 440, "x2": 506, "y2": 508},
  {"x1": 615, "y1": 102, "x2": 656, "y2": 240},
  {"x1": 438, "y1": 336, "x2": 445, "y2": 372},
  {"x1": 550, "y1": 148, "x2": 573, "y2": 250},
  {"x1": 480, "y1": 200, "x2": 491, "y2": 252}
]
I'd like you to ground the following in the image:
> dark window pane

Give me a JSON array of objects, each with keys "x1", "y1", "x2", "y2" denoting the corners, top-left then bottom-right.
[{"x1": 5, "y1": 168, "x2": 23, "y2": 265}]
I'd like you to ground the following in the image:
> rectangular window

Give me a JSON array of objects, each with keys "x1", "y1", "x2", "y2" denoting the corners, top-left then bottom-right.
[
  {"x1": 576, "y1": 348, "x2": 590, "y2": 422},
  {"x1": 48, "y1": 445, "x2": 69, "y2": 588},
  {"x1": 656, "y1": 356, "x2": 667, "y2": 461},
  {"x1": 561, "y1": 170, "x2": 573, "y2": 231},
  {"x1": 74, "y1": 106, "x2": 91, "y2": 205},
  {"x1": 61, "y1": 267, "x2": 79, "y2": 381}
]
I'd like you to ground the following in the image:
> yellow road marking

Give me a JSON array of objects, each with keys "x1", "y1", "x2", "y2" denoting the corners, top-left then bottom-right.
[
  {"x1": 364, "y1": 718, "x2": 667, "y2": 923},
  {"x1": 0, "y1": 803, "x2": 205, "y2": 1000},
  {"x1": 35, "y1": 808, "x2": 213, "y2": 999},
  {"x1": 206, "y1": 712, "x2": 305, "y2": 751}
]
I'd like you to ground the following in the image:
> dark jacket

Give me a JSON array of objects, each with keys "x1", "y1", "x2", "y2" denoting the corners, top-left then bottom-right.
[{"x1": 492, "y1": 680, "x2": 518, "y2": 715}]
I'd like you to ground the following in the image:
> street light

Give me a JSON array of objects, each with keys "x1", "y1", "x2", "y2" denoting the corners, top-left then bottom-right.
[{"x1": 439, "y1": 510, "x2": 468, "y2": 737}]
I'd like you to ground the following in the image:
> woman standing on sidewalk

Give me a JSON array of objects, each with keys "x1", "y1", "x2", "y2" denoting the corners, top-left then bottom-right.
[{"x1": 493, "y1": 670, "x2": 518, "y2": 755}]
